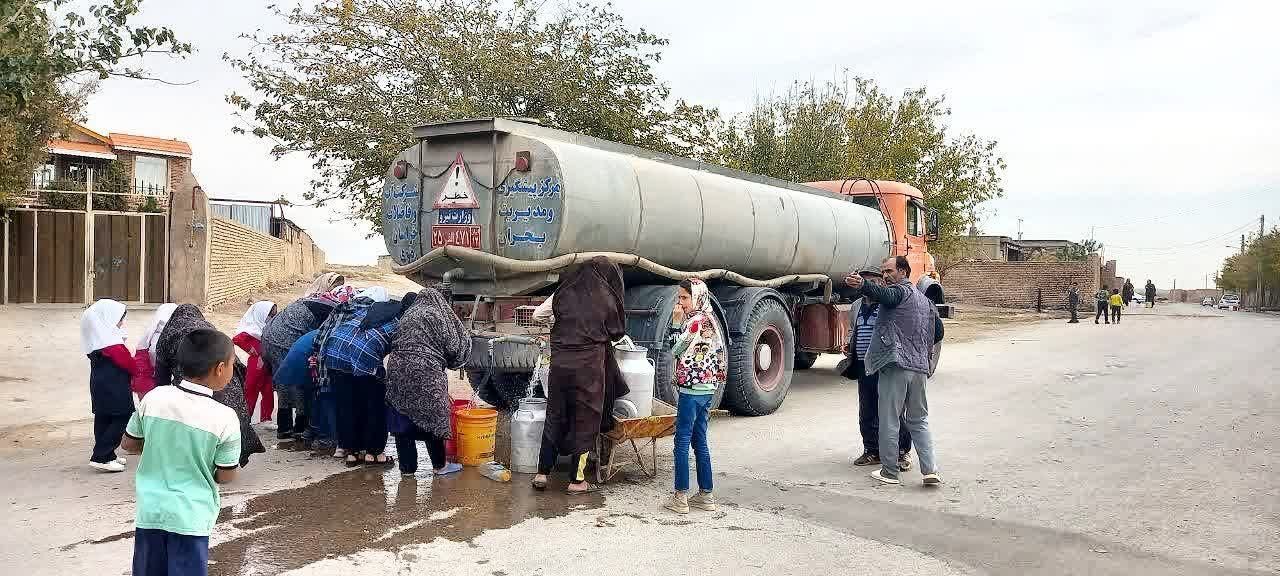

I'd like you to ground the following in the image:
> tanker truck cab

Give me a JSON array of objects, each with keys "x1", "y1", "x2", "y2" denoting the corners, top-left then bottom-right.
[{"x1": 383, "y1": 118, "x2": 933, "y2": 417}]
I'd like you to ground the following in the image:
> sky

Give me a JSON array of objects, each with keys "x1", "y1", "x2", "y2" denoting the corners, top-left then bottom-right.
[{"x1": 82, "y1": 0, "x2": 1279, "y2": 289}]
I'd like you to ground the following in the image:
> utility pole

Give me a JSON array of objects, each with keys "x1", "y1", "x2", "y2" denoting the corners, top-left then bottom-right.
[
  {"x1": 1258, "y1": 215, "x2": 1266, "y2": 311},
  {"x1": 1017, "y1": 218, "x2": 1024, "y2": 241}
]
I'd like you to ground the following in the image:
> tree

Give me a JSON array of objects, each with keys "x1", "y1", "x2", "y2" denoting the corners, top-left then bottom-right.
[
  {"x1": 226, "y1": 0, "x2": 718, "y2": 225},
  {"x1": 1217, "y1": 228, "x2": 1279, "y2": 306},
  {"x1": 1055, "y1": 239, "x2": 1102, "y2": 262},
  {"x1": 715, "y1": 77, "x2": 1006, "y2": 257},
  {"x1": 0, "y1": 0, "x2": 190, "y2": 206}
]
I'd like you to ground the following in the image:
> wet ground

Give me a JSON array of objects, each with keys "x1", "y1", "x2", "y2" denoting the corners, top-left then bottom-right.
[{"x1": 208, "y1": 464, "x2": 601, "y2": 576}]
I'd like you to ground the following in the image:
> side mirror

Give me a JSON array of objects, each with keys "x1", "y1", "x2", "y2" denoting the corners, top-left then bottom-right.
[{"x1": 926, "y1": 208, "x2": 940, "y2": 241}]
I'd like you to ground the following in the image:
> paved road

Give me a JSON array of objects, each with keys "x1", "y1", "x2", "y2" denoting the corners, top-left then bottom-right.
[{"x1": 3, "y1": 303, "x2": 1276, "y2": 574}]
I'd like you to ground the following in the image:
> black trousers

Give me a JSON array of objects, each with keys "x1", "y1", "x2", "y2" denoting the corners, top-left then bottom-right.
[
  {"x1": 332, "y1": 371, "x2": 388, "y2": 455},
  {"x1": 857, "y1": 371, "x2": 911, "y2": 456},
  {"x1": 1110, "y1": 305, "x2": 1121, "y2": 323},
  {"x1": 1095, "y1": 301, "x2": 1109, "y2": 323},
  {"x1": 537, "y1": 435, "x2": 589, "y2": 482},
  {"x1": 394, "y1": 429, "x2": 446, "y2": 473},
  {"x1": 91, "y1": 413, "x2": 131, "y2": 463}
]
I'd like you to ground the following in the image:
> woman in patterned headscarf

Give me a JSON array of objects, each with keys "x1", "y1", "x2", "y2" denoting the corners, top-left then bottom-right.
[
  {"x1": 261, "y1": 288, "x2": 346, "y2": 439},
  {"x1": 153, "y1": 304, "x2": 265, "y2": 465},
  {"x1": 532, "y1": 256, "x2": 629, "y2": 494},
  {"x1": 385, "y1": 287, "x2": 471, "y2": 476}
]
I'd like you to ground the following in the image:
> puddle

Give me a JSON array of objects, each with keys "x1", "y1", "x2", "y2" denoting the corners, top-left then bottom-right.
[{"x1": 208, "y1": 464, "x2": 602, "y2": 575}]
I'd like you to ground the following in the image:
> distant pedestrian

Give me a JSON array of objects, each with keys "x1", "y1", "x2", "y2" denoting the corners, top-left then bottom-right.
[
  {"x1": 1145, "y1": 280, "x2": 1157, "y2": 308},
  {"x1": 846, "y1": 265, "x2": 913, "y2": 470},
  {"x1": 844, "y1": 256, "x2": 944, "y2": 487},
  {"x1": 1095, "y1": 286, "x2": 1111, "y2": 324},
  {"x1": 123, "y1": 328, "x2": 240, "y2": 576},
  {"x1": 1109, "y1": 289, "x2": 1123, "y2": 324},
  {"x1": 82, "y1": 299, "x2": 135, "y2": 473},
  {"x1": 1067, "y1": 282, "x2": 1080, "y2": 323},
  {"x1": 1122, "y1": 280, "x2": 1135, "y2": 307}
]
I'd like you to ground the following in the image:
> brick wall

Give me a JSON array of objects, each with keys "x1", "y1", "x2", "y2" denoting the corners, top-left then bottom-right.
[
  {"x1": 1101, "y1": 260, "x2": 1118, "y2": 291},
  {"x1": 942, "y1": 253, "x2": 1102, "y2": 311},
  {"x1": 207, "y1": 217, "x2": 326, "y2": 308}
]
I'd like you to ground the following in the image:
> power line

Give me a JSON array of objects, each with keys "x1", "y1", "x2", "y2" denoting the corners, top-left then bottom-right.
[
  {"x1": 1090, "y1": 188, "x2": 1267, "y2": 231},
  {"x1": 1102, "y1": 219, "x2": 1258, "y2": 253}
]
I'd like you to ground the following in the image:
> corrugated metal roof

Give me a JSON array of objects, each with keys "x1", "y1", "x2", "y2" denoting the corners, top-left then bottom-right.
[
  {"x1": 210, "y1": 202, "x2": 272, "y2": 235},
  {"x1": 108, "y1": 133, "x2": 192, "y2": 157}
]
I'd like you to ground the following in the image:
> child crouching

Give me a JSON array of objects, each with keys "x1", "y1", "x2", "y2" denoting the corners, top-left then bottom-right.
[
  {"x1": 663, "y1": 279, "x2": 724, "y2": 514},
  {"x1": 123, "y1": 328, "x2": 241, "y2": 576}
]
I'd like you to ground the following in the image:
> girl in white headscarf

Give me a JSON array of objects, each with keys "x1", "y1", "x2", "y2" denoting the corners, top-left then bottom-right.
[
  {"x1": 234, "y1": 301, "x2": 279, "y2": 427},
  {"x1": 81, "y1": 299, "x2": 136, "y2": 473},
  {"x1": 131, "y1": 303, "x2": 176, "y2": 400}
]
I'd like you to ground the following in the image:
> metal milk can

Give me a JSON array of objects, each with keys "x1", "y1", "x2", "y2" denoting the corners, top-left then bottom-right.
[
  {"x1": 612, "y1": 343, "x2": 655, "y2": 418},
  {"x1": 509, "y1": 397, "x2": 547, "y2": 473}
]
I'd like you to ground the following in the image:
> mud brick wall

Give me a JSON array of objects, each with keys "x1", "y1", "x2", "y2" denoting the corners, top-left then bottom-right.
[
  {"x1": 207, "y1": 217, "x2": 325, "y2": 308},
  {"x1": 942, "y1": 254, "x2": 1102, "y2": 311}
]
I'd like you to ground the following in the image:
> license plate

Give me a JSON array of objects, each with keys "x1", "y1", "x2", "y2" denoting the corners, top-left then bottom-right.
[{"x1": 431, "y1": 225, "x2": 482, "y2": 249}]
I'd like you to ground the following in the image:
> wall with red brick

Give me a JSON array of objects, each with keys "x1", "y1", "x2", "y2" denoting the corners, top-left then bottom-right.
[{"x1": 942, "y1": 253, "x2": 1102, "y2": 311}]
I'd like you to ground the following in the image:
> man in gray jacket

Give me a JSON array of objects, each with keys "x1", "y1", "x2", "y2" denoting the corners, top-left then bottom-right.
[
  {"x1": 843, "y1": 266, "x2": 912, "y2": 471},
  {"x1": 845, "y1": 256, "x2": 944, "y2": 487}
]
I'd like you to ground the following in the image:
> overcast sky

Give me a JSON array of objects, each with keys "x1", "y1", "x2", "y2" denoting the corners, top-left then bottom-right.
[{"x1": 83, "y1": 0, "x2": 1278, "y2": 289}]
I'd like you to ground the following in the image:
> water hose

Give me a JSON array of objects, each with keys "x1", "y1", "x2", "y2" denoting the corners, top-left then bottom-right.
[{"x1": 391, "y1": 245, "x2": 834, "y2": 302}]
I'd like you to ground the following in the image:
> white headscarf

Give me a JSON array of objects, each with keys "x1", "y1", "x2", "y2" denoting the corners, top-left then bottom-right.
[
  {"x1": 138, "y1": 303, "x2": 177, "y2": 359},
  {"x1": 81, "y1": 299, "x2": 128, "y2": 354},
  {"x1": 355, "y1": 286, "x2": 390, "y2": 303},
  {"x1": 236, "y1": 301, "x2": 276, "y2": 338}
]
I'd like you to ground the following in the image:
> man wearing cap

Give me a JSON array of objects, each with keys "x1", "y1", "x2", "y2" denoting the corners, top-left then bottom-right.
[
  {"x1": 845, "y1": 256, "x2": 944, "y2": 487},
  {"x1": 842, "y1": 265, "x2": 912, "y2": 472}
]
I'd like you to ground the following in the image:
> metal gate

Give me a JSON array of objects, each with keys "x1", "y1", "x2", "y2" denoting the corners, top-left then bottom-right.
[{"x1": 2, "y1": 209, "x2": 167, "y2": 304}]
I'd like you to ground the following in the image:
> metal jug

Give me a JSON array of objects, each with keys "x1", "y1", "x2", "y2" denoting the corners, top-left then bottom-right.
[
  {"x1": 612, "y1": 343, "x2": 655, "y2": 418},
  {"x1": 509, "y1": 397, "x2": 547, "y2": 473}
]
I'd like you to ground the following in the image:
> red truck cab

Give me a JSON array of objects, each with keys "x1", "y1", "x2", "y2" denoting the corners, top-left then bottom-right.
[{"x1": 805, "y1": 179, "x2": 938, "y2": 283}]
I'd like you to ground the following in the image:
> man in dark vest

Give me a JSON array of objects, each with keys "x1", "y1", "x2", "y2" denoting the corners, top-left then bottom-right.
[{"x1": 844, "y1": 256, "x2": 944, "y2": 487}]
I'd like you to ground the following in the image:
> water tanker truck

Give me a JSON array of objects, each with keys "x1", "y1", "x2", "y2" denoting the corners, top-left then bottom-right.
[{"x1": 383, "y1": 118, "x2": 940, "y2": 415}]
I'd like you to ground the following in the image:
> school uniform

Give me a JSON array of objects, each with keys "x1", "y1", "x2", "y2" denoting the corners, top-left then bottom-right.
[
  {"x1": 234, "y1": 302, "x2": 277, "y2": 423},
  {"x1": 126, "y1": 381, "x2": 240, "y2": 576},
  {"x1": 132, "y1": 304, "x2": 177, "y2": 401},
  {"x1": 82, "y1": 299, "x2": 136, "y2": 465}
]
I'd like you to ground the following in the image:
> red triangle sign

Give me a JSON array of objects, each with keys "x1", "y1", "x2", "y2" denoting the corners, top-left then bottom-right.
[{"x1": 433, "y1": 153, "x2": 479, "y2": 209}]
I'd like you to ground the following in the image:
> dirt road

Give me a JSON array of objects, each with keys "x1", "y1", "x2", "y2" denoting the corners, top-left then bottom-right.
[{"x1": 2, "y1": 302, "x2": 1275, "y2": 575}]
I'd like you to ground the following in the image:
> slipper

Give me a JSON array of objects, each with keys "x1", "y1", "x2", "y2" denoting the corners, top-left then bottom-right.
[
  {"x1": 566, "y1": 483, "x2": 599, "y2": 495},
  {"x1": 333, "y1": 449, "x2": 347, "y2": 459},
  {"x1": 531, "y1": 477, "x2": 548, "y2": 491},
  {"x1": 345, "y1": 455, "x2": 362, "y2": 468},
  {"x1": 367, "y1": 455, "x2": 395, "y2": 467},
  {"x1": 434, "y1": 462, "x2": 463, "y2": 476}
]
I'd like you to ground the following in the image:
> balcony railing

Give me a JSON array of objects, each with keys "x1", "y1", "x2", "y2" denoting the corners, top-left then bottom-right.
[{"x1": 20, "y1": 176, "x2": 168, "y2": 213}]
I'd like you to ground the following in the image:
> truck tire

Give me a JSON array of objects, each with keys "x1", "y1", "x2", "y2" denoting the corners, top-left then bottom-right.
[
  {"x1": 723, "y1": 299, "x2": 794, "y2": 416},
  {"x1": 794, "y1": 352, "x2": 819, "y2": 370},
  {"x1": 623, "y1": 284, "x2": 727, "y2": 411},
  {"x1": 466, "y1": 368, "x2": 532, "y2": 412}
]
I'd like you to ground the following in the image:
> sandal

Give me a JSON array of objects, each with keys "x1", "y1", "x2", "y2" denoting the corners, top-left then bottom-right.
[
  {"x1": 333, "y1": 449, "x2": 347, "y2": 459},
  {"x1": 366, "y1": 454, "x2": 395, "y2": 467},
  {"x1": 531, "y1": 477, "x2": 548, "y2": 491},
  {"x1": 566, "y1": 482, "x2": 599, "y2": 495},
  {"x1": 345, "y1": 454, "x2": 362, "y2": 468}
]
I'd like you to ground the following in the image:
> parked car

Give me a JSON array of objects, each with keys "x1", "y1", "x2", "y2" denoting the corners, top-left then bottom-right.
[
  {"x1": 1201, "y1": 296, "x2": 1215, "y2": 306},
  {"x1": 1132, "y1": 294, "x2": 1144, "y2": 304},
  {"x1": 1217, "y1": 294, "x2": 1241, "y2": 310}
]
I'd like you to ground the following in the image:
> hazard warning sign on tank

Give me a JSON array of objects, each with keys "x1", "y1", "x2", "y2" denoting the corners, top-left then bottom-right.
[{"x1": 433, "y1": 153, "x2": 480, "y2": 209}]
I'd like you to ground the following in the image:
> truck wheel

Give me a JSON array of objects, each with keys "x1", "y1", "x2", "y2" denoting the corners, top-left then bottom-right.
[
  {"x1": 723, "y1": 299, "x2": 794, "y2": 416},
  {"x1": 466, "y1": 368, "x2": 531, "y2": 412},
  {"x1": 794, "y1": 352, "x2": 819, "y2": 370}
]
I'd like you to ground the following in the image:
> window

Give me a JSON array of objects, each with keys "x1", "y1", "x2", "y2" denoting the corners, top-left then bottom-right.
[
  {"x1": 32, "y1": 163, "x2": 54, "y2": 188},
  {"x1": 134, "y1": 155, "x2": 168, "y2": 195},
  {"x1": 906, "y1": 202, "x2": 922, "y2": 236}
]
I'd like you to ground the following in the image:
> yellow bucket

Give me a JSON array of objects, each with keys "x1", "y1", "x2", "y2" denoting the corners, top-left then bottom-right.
[{"x1": 455, "y1": 408, "x2": 498, "y2": 466}]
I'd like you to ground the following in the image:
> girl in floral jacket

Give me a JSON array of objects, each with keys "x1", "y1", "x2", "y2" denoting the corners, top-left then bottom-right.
[{"x1": 663, "y1": 278, "x2": 726, "y2": 514}]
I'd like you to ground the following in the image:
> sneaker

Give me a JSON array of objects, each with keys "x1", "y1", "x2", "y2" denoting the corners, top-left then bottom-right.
[
  {"x1": 115, "y1": 456, "x2": 127, "y2": 465},
  {"x1": 897, "y1": 453, "x2": 912, "y2": 472},
  {"x1": 688, "y1": 491, "x2": 717, "y2": 512},
  {"x1": 922, "y1": 473, "x2": 943, "y2": 487},
  {"x1": 852, "y1": 452, "x2": 881, "y2": 466},
  {"x1": 89, "y1": 460, "x2": 126, "y2": 473},
  {"x1": 434, "y1": 462, "x2": 463, "y2": 476},
  {"x1": 869, "y1": 469, "x2": 900, "y2": 485},
  {"x1": 663, "y1": 491, "x2": 690, "y2": 514}
]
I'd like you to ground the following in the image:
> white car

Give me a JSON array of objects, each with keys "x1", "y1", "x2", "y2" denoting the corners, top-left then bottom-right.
[
  {"x1": 1131, "y1": 294, "x2": 1144, "y2": 304},
  {"x1": 1201, "y1": 297, "x2": 1215, "y2": 307},
  {"x1": 1217, "y1": 294, "x2": 1241, "y2": 310}
]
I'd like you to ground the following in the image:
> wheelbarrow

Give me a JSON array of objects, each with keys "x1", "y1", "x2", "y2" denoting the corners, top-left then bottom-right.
[{"x1": 595, "y1": 399, "x2": 677, "y2": 484}]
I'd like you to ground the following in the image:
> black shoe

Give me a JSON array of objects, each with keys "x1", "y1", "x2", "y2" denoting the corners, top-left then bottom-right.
[{"x1": 852, "y1": 452, "x2": 881, "y2": 466}]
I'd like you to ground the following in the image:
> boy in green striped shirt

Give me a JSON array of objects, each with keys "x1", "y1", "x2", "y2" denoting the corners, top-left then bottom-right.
[{"x1": 122, "y1": 328, "x2": 241, "y2": 576}]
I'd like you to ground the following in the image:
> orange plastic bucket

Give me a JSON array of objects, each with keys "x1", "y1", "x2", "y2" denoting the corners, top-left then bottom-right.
[
  {"x1": 446, "y1": 399, "x2": 471, "y2": 459},
  {"x1": 455, "y1": 407, "x2": 498, "y2": 466}
]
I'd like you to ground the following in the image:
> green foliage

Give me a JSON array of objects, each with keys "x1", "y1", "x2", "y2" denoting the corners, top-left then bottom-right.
[
  {"x1": 93, "y1": 192, "x2": 127, "y2": 211},
  {"x1": 0, "y1": 0, "x2": 189, "y2": 206},
  {"x1": 226, "y1": 0, "x2": 720, "y2": 224},
  {"x1": 715, "y1": 77, "x2": 1006, "y2": 257},
  {"x1": 1217, "y1": 228, "x2": 1279, "y2": 297},
  {"x1": 1056, "y1": 239, "x2": 1102, "y2": 262},
  {"x1": 136, "y1": 195, "x2": 162, "y2": 213},
  {"x1": 41, "y1": 179, "x2": 86, "y2": 209}
]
